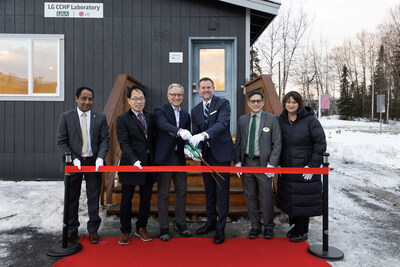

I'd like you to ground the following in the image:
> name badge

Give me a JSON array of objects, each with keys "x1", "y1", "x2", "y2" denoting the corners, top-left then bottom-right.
[
  {"x1": 210, "y1": 110, "x2": 217, "y2": 115},
  {"x1": 263, "y1": 127, "x2": 270, "y2": 133}
]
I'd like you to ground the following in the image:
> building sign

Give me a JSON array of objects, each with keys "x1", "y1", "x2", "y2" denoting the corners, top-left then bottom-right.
[
  {"x1": 169, "y1": 52, "x2": 183, "y2": 63},
  {"x1": 44, "y1": 2, "x2": 103, "y2": 18},
  {"x1": 377, "y1": 94, "x2": 385, "y2": 113},
  {"x1": 320, "y1": 94, "x2": 330, "y2": 109}
]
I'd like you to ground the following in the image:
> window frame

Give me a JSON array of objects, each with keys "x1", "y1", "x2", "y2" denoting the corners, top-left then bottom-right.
[{"x1": 0, "y1": 34, "x2": 65, "y2": 101}]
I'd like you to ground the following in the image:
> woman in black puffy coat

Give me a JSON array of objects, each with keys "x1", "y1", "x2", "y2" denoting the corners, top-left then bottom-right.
[{"x1": 277, "y1": 91, "x2": 326, "y2": 243}]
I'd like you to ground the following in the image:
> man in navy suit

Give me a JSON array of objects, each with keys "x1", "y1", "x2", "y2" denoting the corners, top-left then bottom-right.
[
  {"x1": 190, "y1": 77, "x2": 235, "y2": 244},
  {"x1": 116, "y1": 85, "x2": 156, "y2": 245},
  {"x1": 154, "y1": 83, "x2": 192, "y2": 241},
  {"x1": 57, "y1": 87, "x2": 109, "y2": 244}
]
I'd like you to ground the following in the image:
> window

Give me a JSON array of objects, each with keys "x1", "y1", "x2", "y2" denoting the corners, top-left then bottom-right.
[
  {"x1": 0, "y1": 34, "x2": 64, "y2": 101},
  {"x1": 199, "y1": 49, "x2": 225, "y2": 91}
]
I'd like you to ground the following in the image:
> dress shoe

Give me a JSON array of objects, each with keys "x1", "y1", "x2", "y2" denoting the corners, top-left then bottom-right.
[
  {"x1": 175, "y1": 223, "x2": 192, "y2": 237},
  {"x1": 287, "y1": 227, "x2": 295, "y2": 238},
  {"x1": 289, "y1": 233, "x2": 308, "y2": 243},
  {"x1": 135, "y1": 228, "x2": 152, "y2": 242},
  {"x1": 57, "y1": 231, "x2": 78, "y2": 243},
  {"x1": 118, "y1": 233, "x2": 130, "y2": 245},
  {"x1": 196, "y1": 223, "x2": 216, "y2": 235},
  {"x1": 263, "y1": 228, "x2": 274, "y2": 239},
  {"x1": 214, "y1": 230, "x2": 225, "y2": 244},
  {"x1": 89, "y1": 232, "x2": 100, "y2": 244},
  {"x1": 248, "y1": 228, "x2": 261, "y2": 239}
]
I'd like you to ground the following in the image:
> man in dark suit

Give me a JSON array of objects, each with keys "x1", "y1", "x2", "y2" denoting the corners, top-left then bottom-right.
[
  {"x1": 154, "y1": 83, "x2": 192, "y2": 241},
  {"x1": 235, "y1": 91, "x2": 281, "y2": 239},
  {"x1": 57, "y1": 87, "x2": 110, "y2": 244},
  {"x1": 117, "y1": 85, "x2": 156, "y2": 245},
  {"x1": 190, "y1": 77, "x2": 235, "y2": 244}
]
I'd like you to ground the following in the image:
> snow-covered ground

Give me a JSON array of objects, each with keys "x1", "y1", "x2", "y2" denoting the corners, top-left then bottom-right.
[{"x1": 0, "y1": 116, "x2": 399, "y2": 266}]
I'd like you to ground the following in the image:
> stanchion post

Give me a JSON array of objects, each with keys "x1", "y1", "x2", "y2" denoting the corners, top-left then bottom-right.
[
  {"x1": 61, "y1": 152, "x2": 72, "y2": 249},
  {"x1": 47, "y1": 152, "x2": 82, "y2": 257},
  {"x1": 322, "y1": 152, "x2": 329, "y2": 251},
  {"x1": 308, "y1": 152, "x2": 344, "y2": 260}
]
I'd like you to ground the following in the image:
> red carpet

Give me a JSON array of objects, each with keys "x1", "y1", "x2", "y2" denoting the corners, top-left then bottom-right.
[{"x1": 54, "y1": 235, "x2": 331, "y2": 267}]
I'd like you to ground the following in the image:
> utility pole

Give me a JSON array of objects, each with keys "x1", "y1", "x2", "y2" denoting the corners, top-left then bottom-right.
[
  {"x1": 371, "y1": 67, "x2": 374, "y2": 122},
  {"x1": 278, "y1": 61, "x2": 281, "y2": 100}
]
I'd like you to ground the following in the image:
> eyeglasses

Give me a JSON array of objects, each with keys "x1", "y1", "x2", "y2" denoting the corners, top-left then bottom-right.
[
  {"x1": 130, "y1": 97, "x2": 146, "y2": 102},
  {"x1": 168, "y1": 93, "x2": 184, "y2": 98},
  {"x1": 249, "y1": 99, "x2": 263, "y2": 104}
]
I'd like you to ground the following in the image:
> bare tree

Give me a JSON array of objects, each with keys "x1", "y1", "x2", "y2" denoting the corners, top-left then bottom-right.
[
  {"x1": 280, "y1": 6, "x2": 312, "y2": 99},
  {"x1": 357, "y1": 31, "x2": 368, "y2": 116},
  {"x1": 256, "y1": 3, "x2": 311, "y2": 99},
  {"x1": 366, "y1": 33, "x2": 378, "y2": 121}
]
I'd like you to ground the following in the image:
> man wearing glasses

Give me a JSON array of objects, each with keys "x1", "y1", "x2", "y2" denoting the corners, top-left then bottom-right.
[
  {"x1": 154, "y1": 83, "x2": 193, "y2": 241},
  {"x1": 116, "y1": 85, "x2": 156, "y2": 245},
  {"x1": 235, "y1": 91, "x2": 281, "y2": 239}
]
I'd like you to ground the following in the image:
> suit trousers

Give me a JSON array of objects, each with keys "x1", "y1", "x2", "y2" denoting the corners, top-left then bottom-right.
[
  {"x1": 290, "y1": 216, "x2": 309, "y2": 234},
  {"x1": 157, "y1": 151, "x2": 188, "y2": 229},
  {"x1": 120, "y1": 172, "x2": 153, "y2": 233},
  {"x1": 202, "y1": 147, "x2": 231, "y2": 231},
  {"x1": 242, "y1": 156, "x2": 275, "y2": 230},
  {"x1": 68, "y1": 157, "x2": 102, "y2": 234}
]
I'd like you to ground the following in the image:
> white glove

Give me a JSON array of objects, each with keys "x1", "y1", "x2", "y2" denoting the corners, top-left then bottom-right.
[
  {"x1": 184, "y1": 148, "x2": 201, "y2": 161},
  {"x1": 235, "y1": 162, "x2": 242, "y2": 178},
  {"x1": 73, "y1": 158, "x2": 81, "y2": 170},
  {"x1": 134, "y1": 160, "x2": 143, "y2": 170},
  {"x1": 265, "y1": 163, "x2": 275, "y2": 178},
  {"x1": 179, "y1": 129, "x2": 192, "y2": 140},
  {"x1": 190, "y1": 133, "x2": 205, "y2": 147},
  {"x1": 303, "y1": 166, "x2": 313, "y2": 180},
  {"x1": 95, "y1": 158, "x2": 104, "y2": 171}
]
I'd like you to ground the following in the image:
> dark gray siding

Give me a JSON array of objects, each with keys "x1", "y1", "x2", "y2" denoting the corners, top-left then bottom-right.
[{"x1": 0, "y1": 0, "x2": 246, "y2": 180}]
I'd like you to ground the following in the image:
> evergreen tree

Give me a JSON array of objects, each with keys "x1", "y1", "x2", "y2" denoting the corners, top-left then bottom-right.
[
  {"x1": 337, "y1": 65, "x2": 353, "y2": 120},
  {"x1": 372, "y1": 45, "x2": 388, "y2": 120},
  {"x1": 391, "y1": 46, "x2": 400, "y2": 120},
  {"x1": 250, "y1": 46, "x2": 262, "y2": 80}
]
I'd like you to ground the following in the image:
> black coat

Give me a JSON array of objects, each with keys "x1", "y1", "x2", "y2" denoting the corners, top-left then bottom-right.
[
  {"x1": 116, "y1": 109, "x2": 156, "y2": 185},
  {"x1": 277, "y1": 107, "x2": 326, "y2": 217}
]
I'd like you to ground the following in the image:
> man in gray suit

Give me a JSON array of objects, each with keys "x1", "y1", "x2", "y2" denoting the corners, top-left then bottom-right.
[
  {"x1": 235, "y1": 91, "x2": 281, "y2": 239},
  {"x1": 57, "y1": 87, "x2": 109, "y2": 244}
]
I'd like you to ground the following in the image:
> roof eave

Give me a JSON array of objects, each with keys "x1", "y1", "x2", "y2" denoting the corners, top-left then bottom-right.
[{"x1": 219, "y1": 0, "x2": 280, "y2": 16}]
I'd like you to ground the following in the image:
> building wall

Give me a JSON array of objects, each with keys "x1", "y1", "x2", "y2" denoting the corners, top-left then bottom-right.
[{"x1": 0, "y1": 0, "x2": 247, "y2": 180}]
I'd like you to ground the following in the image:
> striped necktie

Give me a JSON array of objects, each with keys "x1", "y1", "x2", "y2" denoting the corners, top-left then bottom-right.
[
  {"x1": 204, "y1": 102, "x2": 210, "y2": 124},
  {"x1": 138, "y1": 112, "x2": 147, "y2": 135}
]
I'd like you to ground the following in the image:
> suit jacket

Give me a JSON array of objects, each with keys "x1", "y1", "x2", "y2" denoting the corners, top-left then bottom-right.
[
  {"x1": 235, "y1": 111, "x2": 282, "y2": 167},
  {"x1": 116, "y1": 109, "x2": 156, "y2": 185},
  {"x1": 191, "y1": 95, "x2": 235, "y2": 163},
  {"x1": 154, "y1": 103, "x2": 191, "y2": 166},
  {"x1": 57, "y1": 109, "x2": 109, "y2": 162}
]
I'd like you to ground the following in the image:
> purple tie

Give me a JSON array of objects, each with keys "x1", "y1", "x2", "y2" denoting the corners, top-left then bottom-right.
[{"x1": 138, "y1": 113, "x2": 147, "y2": 134}]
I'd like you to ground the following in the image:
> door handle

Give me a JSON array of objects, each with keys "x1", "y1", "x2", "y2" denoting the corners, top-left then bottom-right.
[{"x1": 192, "y1": 83, "x2": 197, "y2": 94}]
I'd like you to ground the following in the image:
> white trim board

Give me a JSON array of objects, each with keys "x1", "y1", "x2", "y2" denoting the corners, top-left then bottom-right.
[{"x1": 219, "y1": 0, "x2": 280, "y2": 15}]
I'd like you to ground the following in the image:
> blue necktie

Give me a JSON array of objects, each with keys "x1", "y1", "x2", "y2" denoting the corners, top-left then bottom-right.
[{"x1": 204, "y1": 102, "x2": 210, "y2": 124}]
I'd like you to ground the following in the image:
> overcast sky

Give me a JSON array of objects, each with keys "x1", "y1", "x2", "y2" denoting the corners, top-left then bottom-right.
[{"x1": 285, "y1": 0, "x2": 399, "y2": 46}]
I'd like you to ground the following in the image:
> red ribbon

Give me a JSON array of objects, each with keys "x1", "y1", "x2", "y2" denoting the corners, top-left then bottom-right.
[{"x1": 65, "y1": 165, "x2": 329, "y2": 175}]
